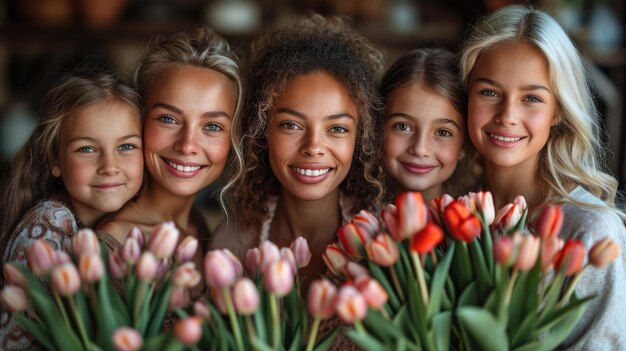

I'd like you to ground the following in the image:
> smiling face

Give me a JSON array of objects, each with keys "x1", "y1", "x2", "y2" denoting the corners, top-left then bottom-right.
[
  {"x1": 53, "y1": 99, "x2": 143, "y2": 226},
  {"x1": 266, "y1": 71, "x2": 357, "y2": 202},
  {"x1": 467, "y1": 41, "x2": 558, "y2": 173},
  {"x1": 383, "y1": 83, "x2": 464, "y2": 200},
  {"x1": 142, "y1": 65, "x2": 236, "y2": 197}
]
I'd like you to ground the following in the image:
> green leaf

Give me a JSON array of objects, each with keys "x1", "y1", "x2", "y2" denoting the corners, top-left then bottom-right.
[
  {"x1": 457, "y1": 307, "x2": 508, "y2": 351},
  {"x1": 427, "y1": 244, "x2": 455, "y2": 318},
  {"x1": 96, "y1": 268, "x2": 119, "y2": 349},
  {"x1": 249, "y1": 338, "x2": 276, "y2": 351},
  {"x1": 363, "y1": 308, "x2": 403, "y2": 341},
  {"x1": 451, "y1": 242, "x2": 474, "y2": 292},
  {"x1": 431, "y1": 311, "x2": 452, "y2": 351},
  {"x1": 478, "y1": 214, "x2": 494, "y2": 275},
  {"x1": 313, "y1": 326, "x2": 341, "y2": 351},
  {"x1": 457, "y1": 282, "x2": 478, "y2": 307},
  {"x1": 146, "y1": 282, "x2": 173, "y2": 337},
  {"x1": 346, "y1": 329, "x2": 386, "y2": 351},
  {"x1": 469, "y1": 239, "x2": 493, "y2": 302},
  {"x1": 13, "y1": 313, "x2": 57, "y2": 351},
  {"x1": 74, "y1": 289, "x2": 92, "y2": 339}
]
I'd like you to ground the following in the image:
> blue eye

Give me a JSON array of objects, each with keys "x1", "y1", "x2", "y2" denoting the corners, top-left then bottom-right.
[
  {"x1": 118, "y1": 144, "x2": 137, "y2": 151},
  {"x1": 479, "y1": 89, "x2": 498, "y2": 97},
  {"x1": 524, "y1": 96, "x2": 542, "y2": 103},
  {"x1": 159, "y1": 115, "x2": 176, "y2": 124},
  {"x1": 78, "y1": 146, "x2": 95, "y2": 153},
  {"x1": 205, "y1": 123, "x2": 222, "y2": 132}
]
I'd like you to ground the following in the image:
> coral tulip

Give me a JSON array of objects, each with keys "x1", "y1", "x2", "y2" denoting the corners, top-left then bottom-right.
[
  {"x1": 50, "y1": 263, "x2": 81, "y2": 296},
  {"x1": 395, "y1": 192, "x2": 428, "y2": 239},
  {"x1": 174, "y1": 316, "x2": 203, "y2": 345},
  {"x1": 381, "y1": 204, "x2": 400, "y2": 240},
  {"x1": 351, "y1": 209, "x2": 380, "y2": 236},
  {"x1": 535, "y1": 204, "x2": 563, "y2": 239},
  {"x1": 410, "y1": 222, "x2": 444, "y2": 254},
  {"x1": 354, "y1": 276, "x2": 388, "y2": 309},
  {"x1": 113, "y1": 327, "x2": 142, "y2": 351},
  {"x1": 554, "y1": 240, "x2": 586, "y2": 276},
  {"x1": 443, "y1": 201, "x2": 482, "y2": 242},
  {"x1": 79, "y1": 253, "x2": 104, "y2": 283},
  {"x1": 589, "y1": 238, "x2": 620, "y2": 268},
  {"x1": 366, "y1": 234, "x2": 400, "y2": 267}
]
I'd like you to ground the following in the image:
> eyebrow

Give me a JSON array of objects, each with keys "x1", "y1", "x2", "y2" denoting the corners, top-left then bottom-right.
[
  {"x1": 152, "y1": 102, "x2": 231, "y2": 119},
  {"x1": 68, "y1": 134, "x2": 141, "y2": 144},
  {"x1": 476, "y1": 77, "x2": 551, "y2": 93},
  {"x1": 275, "y1": 107, "x2": 355, "y2": 121},
  {"x1": 387, "y1": 113, "x2": 462, "y2": 129}
]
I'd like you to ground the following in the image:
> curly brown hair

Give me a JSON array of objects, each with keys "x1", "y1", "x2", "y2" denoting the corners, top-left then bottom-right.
[{"x1": 231, "y1": 14, "x2": 386, "y2": 228}]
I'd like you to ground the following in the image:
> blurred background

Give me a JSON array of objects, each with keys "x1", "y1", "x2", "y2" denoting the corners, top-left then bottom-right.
[{"x1": 0, "y1": 0, "x2": 624, "y2": 205}]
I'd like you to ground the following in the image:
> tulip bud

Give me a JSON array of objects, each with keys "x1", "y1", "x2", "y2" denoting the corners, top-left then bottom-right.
[
  {"x1": 352, "y1": 209, "x2": 380, "y2": 236},
  {"x1": 366, "y1": 234, "x2": 399, "y2": 267},
  {"x1": 513, "y1": 234, "x2": 540, "y2": 271},
  {"x1": 554, "y1": 240, "x2": 586, "y2": 276},
  {"x1": 79, "y1": 253, "x2": 104, "y2": 283},
  {"x1": 514, "y1": 196, "x2": 527, "y2": 212},
  {"x1": 173, "y1": 262, "x2": 202, "y2": 288},
  {"x1": 127, "y1": 227, "x2": 145, "y2": 248},
  {"x1": 540, "y1": 236, "x2": 564, "y2": 272},
  {"x1": 410, "y1": 223, "x2": 444, "y2": 254},
  {"x1": 280, "y1": 247, "x2": 297, "y2": 275},
  {"x1": 221, "y1": 249, "x2": 243, "y2": 279},
  {"x1": 381, "y1": 204, "x2": 400, "y2": 240},
  {"x1": 51, "y1": 263, "x2": 81, "y2": 296},
  {"x1": 263, "y1": 260, "x2": 294, "y2": 297},
  {"x1": 136, "y1": 252, "x2": 158, "y2": 281},
  {"x1": 168, "y1": 285, "x2": 190, "y2": 310},
  {"x1": 244, "y1": 248, "x2": 261, "y2": 276},
  {"x1": 174, "y1": 316, "x2": 203, "y2": 345},
  {"x1": 345, "y1": 261, "x2": 369, "y2": 280},
  {"x1": 493, "y1": 236, "x2": 516, "y2": 266},
  {"x1": 493, "y1": 203, "x2": 523, "y2": 233},
  {"x1": 193, "y1": 299, "x2": 211, "y2": 320},
  {"x1": 259, "y1": 241, "x2": 281, "y2": 271},
  {"x1": 233, "y1": 277, "x2": 260, "y2": 315},
  {"x1": 338, "y1": 223, "x2": 370, "y2": 259},
  {"x1": 431, "y1": 194, "x2": 454, "y2": 214},
  {"x1": 336, "y1": 286, "x2": 367, "y2": 323},
  {"x1": 307, "y1": 279, "x2": 338, "y2": 320},
  {"x1": 27, "y1": 240, "x2": 55, "y2": 276},
  {"x1": 3, "y1": 263, "x2": 27, "y2": 288},
  {"x1": 354, "y1": 276, "x2": 388, "y2": 309},
  {"x1": 535, "y1": 204, "x2": 563, "y2": 239},
  {"x1": 290, "y1": 237, "x2": 311, "y2": 269},
  {"x1": 470, "y1": 191, "x2": 495, "y2": 225},
  {"x1": 53, "y1": 250, "x2": 72, "y2": 266},
  {"x1": 121, "y1": 237, "x2": 141, "y2": 265},
  {"x1": 155, "y1": 258, "x2": 170, "y2": 279},
  {"x1": 72, "y1": 229, "x2": 100, "y2": 257},
  {"x1": 395, "y1": 192, "x2": 428, "y2": 239},
  {"x1": 113, "y1": 327, "x2": 142, "y2": 351},
  {"x1": 147, "y1": 222, "x2": 179, "y2": 260},
  {"x1": 176, "y1": 236, "x2": 199, "y2": 263},
  {"x1": 204, "y1": 250, "x2": 237, "y2": 289},
  {"x1": 322, "y1": 244, "x2": 349, "y2": 277},
  {"x1": 0, "y1": 285, "x2": 28, "y2": 312},
  {"x1": 108, "y1": 250, "x2": 128, "y2": 279},
  {"x1": 443, "y1": 201, "x2": 482, "y2": 242},
  {"x1": 589, "y1": 238, "x2": 620, "y2": 268}
]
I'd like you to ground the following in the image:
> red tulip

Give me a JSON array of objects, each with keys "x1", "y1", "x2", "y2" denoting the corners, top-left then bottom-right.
[
  {"x1": 535, "y1": 204, "x2": 563, "y2": 239},
  {"x1": 381, "y1": 204, "x2": 400, "y2": 240},
  {"x1": 493, "y1": 235, "x2": 516, "y2": 266},
  {"x1": 589, "y1": 238, "x2": 620, "y2": 268},
  {"x1": 338, "y1": 223, "x2": 370, "y2": 259},
  {"x1": 540, "y1": 236, "x2": 564, "y2": 272},
  {"x1": 554, "y1": 240, "x2": 585, "y2": 276},
  {"x1": 431, "y1": 194, "x2": 454, "y2": 215},
  {"x1": 443, "y1": 201, "x2": 481, "y2": 242},
  {"x1": 395, "y1": 192, "x2": 428, "y2": 239},
  {"x1": 410, "y1": 223, "x2": 444, "y2": 254}
]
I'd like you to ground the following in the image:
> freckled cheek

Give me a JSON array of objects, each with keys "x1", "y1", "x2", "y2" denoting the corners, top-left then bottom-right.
[{"x1": 205, "y1": 136, "x2": 231, "y2": 166}]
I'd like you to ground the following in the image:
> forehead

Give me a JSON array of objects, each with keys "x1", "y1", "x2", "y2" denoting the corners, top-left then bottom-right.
[{"x1": 274, "y1": 72, "x2": 357, "y2": 113}]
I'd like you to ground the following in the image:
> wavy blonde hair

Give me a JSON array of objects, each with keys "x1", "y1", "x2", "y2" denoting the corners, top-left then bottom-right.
[
  {"x1": 134, "y1": 26, "x2": 244, "y2": 215},
  {"x1": 232, "y1": 15, "x2": 386, "y2": 228},
  {"x1": 460, "y1": 5, "x2": 624, "y2": 222}
]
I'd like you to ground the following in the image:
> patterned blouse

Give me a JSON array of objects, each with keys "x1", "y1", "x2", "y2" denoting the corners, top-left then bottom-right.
[{"x1": 1, "y1": 200, "x2": 79, "y2": 351}]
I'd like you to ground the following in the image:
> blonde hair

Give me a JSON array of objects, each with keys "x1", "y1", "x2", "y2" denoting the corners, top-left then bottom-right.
[
  {"x1": 134, "y1": 26, "x2": 244, "y2": 215},
  {"x1": 0, "y1": 70, "x2": 140, "y2": 256},
  {"x1": 460, "y1": 5, "x2": 624, "y2": 221}
]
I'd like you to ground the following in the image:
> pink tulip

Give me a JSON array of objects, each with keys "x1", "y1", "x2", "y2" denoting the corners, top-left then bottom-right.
[
  {"x1": 540, "y1": 236, "x2": 564, "y2": 272},
  {"x1": 72, "y1": 229, "x2": 100, "y2": 256},
  {"x1": 280, "y1": 247, "x2": 297, "y2": 275},
  {"x1": 493, "y1": 236, "x2": 516, "y2": 266},
  {"x1": 113, "y1": 327, "x2": 142, "y2": 351},
  {"x1": 336, "y1": 286, "x2": 367, "y2": 323},
  {"x1": 469, "y1": 191, "x2": 495, "y2": 225},
  {"x1": 127, "y1": 227, "x2": 145, "y2": 248},
  {"x1": 263, "y1": 260, "x2": 294, "y2": 297},
  {"x1": 290, "y1": 237, "x2": 311, "y2": 269},
  {"x1": 174, "y1": 316, "x2": 203, "y2": 345},
  {"x1": 51, "y1": 263, "x2": 81, "y2": 296},
  {"x1": 493, "y1": 203, "x2": 523, "y2": 233},
  {"x1": 338, "y1": 223, "x2": 370, "y2": 259},
  {"x1": 345, "y1": 261, "x2": 369, "y2": 280},
  {"x1": 204, "y1": 250, "x2": 237, "y2": 289},
  {"x1": 27, "y1": 240, "x2": 55, "y2": 276},
  {"x1": 322, "y1": 244, "x2": 349, "y2": 277},
  {"x1": 79, "y1": 253, "x2": 104, "y2": 283},
  {"x1": 193, "y1": 299, "x2": 212, "y2": 320},
  {"x1": 259, "y1": 241, "x2": 281, "y2": 271},
  {"x1": 366, "y1": 234, "x2": 399, "y2": 267},
  {"x1": 155, "y1": 258, "x2": 171, "y2": 279},
  {"x1": 554, "y1": 240, "x2": 586, "y2": 276},
  {"x1": 381, "y1": 204, "x2": 400, "y2": 240},
  {"x1": 244, "y1": 248, "x2": 261, "y2": 276},
  {"x1": 168, "y1": 285, "x2": 190, "y2": 310},
  {"x1": 0, "y1": 285, "x2": 28, "y2": 312},
  {"x1": 307, "y1": 279, "x2": 338, "y2": 320},
  {"x1": 351, "y1": 209, "x2": 380, "y2": 236},
  {"x1": 52, "y1": 250, "x2": 72, "y2": 266},
  {"x1": 514, "y1": 196, "x2": 527, "y2": 212},
  {"x1": 535, "y1": 204, "x2": 563, "y2": 239},
  {"x1": 233, "y1": 277, "x2": 260, "y2": 315},
  {"x1": 147, "y1": 222, "x2": 179, "y2": 260},
  {"x1": 514, "y1": 234, "x2": 540, "y2": 271},
  {"x1": 173, "y1": 262, "x2": 202, "y2": 288},
  {"x1": 589, "y1": 238, "x2": 620, "y2": 268},
  {"x1": 221, "y1": 249, "x2": 243, "y2": 279},
  {"x1": 136, "y1": 252, "x2": 158, "y2": 281},
  {"x1": 395, "y1": 192, "x2": 428, "y2": 239},
  {"x1": 354, "y1": 276, "x2": 388, "y2": 309},
  {"x1": 121, "y1": 237, "x2": 141, "y2": 265},
  {"x1": 3, "y1": 263, "x2": 26, "y2": 288},
  {"x1": 108, "y1": 250, "x2": 128, "y2": 279},
  {"x1": 175, "y1": 236, "x2": 199, "y2": 263}
]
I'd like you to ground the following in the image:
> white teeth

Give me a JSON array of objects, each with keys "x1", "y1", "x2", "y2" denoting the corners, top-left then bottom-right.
[
  {"x1": 292, "y1": 167, "x2": 331, "y2": 177},
  {"x1": 489, "y1": 134, "x2": 521, "y2": 142},
  {"x1": 166, "y1": 160, "x2": 201, "y2": 172}
]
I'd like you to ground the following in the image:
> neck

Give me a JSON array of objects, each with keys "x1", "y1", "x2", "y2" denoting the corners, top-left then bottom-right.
[
  {"x1": 396, "y1": 183, "x2": 444, "y2": 205},
  {"x1": 137, "y1": 179, "x2": 197, "y2": 232},
  {"x1": 484, "y1": 161, "x2": 542, "y2": 212}
]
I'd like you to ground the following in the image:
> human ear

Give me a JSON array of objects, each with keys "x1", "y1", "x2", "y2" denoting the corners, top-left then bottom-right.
[
  {"x1": 51, "y1": 161, "x2": 61, "y2": 177},
  {"x1": 458, "y1": 149, "x2": 466, "y2": 160}
]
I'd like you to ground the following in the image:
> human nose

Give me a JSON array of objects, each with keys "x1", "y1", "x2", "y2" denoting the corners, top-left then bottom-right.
[
  {"x1": 495, "y1": 99, "x2": 519, "y2": 126},
  {"x1": 299, "y1": 129, "x2": 324, "y2": 157},
  {"x1": 98, "y1": 151, "x2": 120, "y2": 176},
  {"x1": 174, "y1": 126, "x2": 198, "y2": 155},
  {"x1": 408, "y1": 131, "x2": 430, "y2": 157}
]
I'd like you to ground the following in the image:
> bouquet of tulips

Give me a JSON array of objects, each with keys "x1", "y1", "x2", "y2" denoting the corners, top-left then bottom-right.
[
  {"x1": 1, "y1": 222, "x2": 205, "y2": 351},
  {"x1": 323, "y1": 191, "x2": 621, "y2": 351},
  {"x1": 184, "y1": 238, "x2": 341, "y2": 351}
]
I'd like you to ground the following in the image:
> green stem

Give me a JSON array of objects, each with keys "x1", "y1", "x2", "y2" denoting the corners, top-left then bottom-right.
[
  {"x1": 305, "y1": 317, "x2": 321, "y2": 351},
  {"x1": 505, "y1": 268, "x2": 518, "y2": 306},
  {"x1": 224, "y1": 287, "x2": 244, "y2": 351},
  {"x1": 557, "y1": 266, "x2": 587, "y2": 308},
  {"x1": 411, "y1": 252, "x2": 430, "y2": 307},
  {"x1": 246, "y1": 316, "x2": 259, "y2": 351},
  {"x1": 390, "y1": 266, "x2": 405, "y2": 301},
  {"x1": 269, "y1": 293, "x2": 281, "y2": 351},
  {"x1": 354, "y1": 320, "x2": 367, "y2": 335},
  {"x1": 52, "y1": 292, "x2": 71, "y2": 324},
  {"x1": 68, "y1": 296, "x2": 90, "y2": 350}
]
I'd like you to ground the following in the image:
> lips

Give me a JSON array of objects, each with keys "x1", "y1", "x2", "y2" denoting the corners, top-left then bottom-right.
[
  {"x1": 290, "y1": 167, "x2": 331, "y2": 177},
  {"x1": 401, "y1": 162, "x2": 436, "y2": 174},
  {"x1": 163, "y1": 158, "x2": 204, "y2": 173},
  {"x1": 92, "y1": 183, "x2": 123, "y2": 190},
  {"x1": 488, "y1": 133, "x2": 522, "y2": 142}
]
